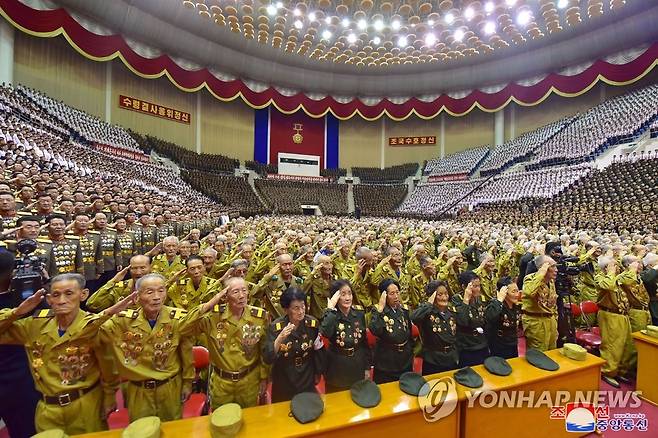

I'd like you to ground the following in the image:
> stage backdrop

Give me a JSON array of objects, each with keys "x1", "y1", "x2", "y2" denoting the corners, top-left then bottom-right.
[{"x1": 254, "y1": 107, "x2": 339, "y2": 171}]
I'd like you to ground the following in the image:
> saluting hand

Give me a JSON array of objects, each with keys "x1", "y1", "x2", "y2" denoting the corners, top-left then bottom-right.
[
  {"x1": 428, "y1": 290, "x2": 437, "y2": 306},
  {"x1": 327, "y1": 290, "x2": 340, "y2": 310},
  {"x1": 496, "y1": 286, "x2": 508, "y2": 303},
  {"x1": 14, "y1": 288, "x2": 46, "y2": 316},
  {"x1": 463, "y1": 281, "x2": 474, "y2": 303},
  {"x1": 377, "y1": 291, "x2": 387, "y2": 313},
  {"x1": 104, "y1": 291, "x2": 138, "y2": 316}
]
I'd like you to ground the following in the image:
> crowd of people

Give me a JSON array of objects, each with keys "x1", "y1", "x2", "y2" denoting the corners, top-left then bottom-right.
[
  {"x1": 352, "y1": 163, "x2": 418, "y2": 183},
  {"x1": 353, "y1": 184, "x2": 408, "y2": 217},
  {"x1": 424, "y1": 144, "x2": 489, "y2": 177},
  {"x1": 255, "y1": 179, "x2": 349, "y2": 215}
]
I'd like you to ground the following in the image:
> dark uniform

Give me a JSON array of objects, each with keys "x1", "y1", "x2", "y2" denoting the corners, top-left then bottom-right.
[
  {"x1": 319, "y1": 305, "x2": 370, "y2": 392},
  {"x1": 410, "y1": 302, "x2": 459, "y2": 375},
  {"x1": 369, "y1": 304, "x2": 413, "y2": 384},
  {"x1": 484, "y1": 299, "x2": 521, "y2": 359},
  {"x1": 96, "y1": 229, "x2": 122, "y2": 286},
  {"x1": 49, "y1": 236, "x2": 84, "y2": 278},
  {"x1": 115, "y1": 230, "x2": 137, "y2": 262},
  {"x1": 263, "y1": 315, "x2": 324, "y2": 403},
  {"x1": 77, "y1": 231, "x2": 104, "y2": 287},
  {"x1": 140, "y1": 225, "x2": 157, "y2": 254},
  {"x1": 452, "y1": 294, "x2": 490, "y2": 367}
]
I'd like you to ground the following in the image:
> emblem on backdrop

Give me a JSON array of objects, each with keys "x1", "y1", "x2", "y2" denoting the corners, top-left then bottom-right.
[{"x1": 292, "y1": 123, "x2": 304, "y2": 144}]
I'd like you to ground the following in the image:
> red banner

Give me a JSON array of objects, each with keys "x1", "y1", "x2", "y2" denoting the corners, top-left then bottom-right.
[
  {"x1": 389, "y1": 136, "x2": 436, "y2": 146},
  {"x1": 428, "y1": 173, "x2": 468, "y2": 182},
  {"x1": 118, "y1": 95, "x2": 190, "y2": 124},
  {"x1": 94, "y1": 143, "x2": 150, "y2": 162},
  {"x1": 266, "y1": 174, "x2": 331, "y2": 183},
  {"x1": 269, "y1": 109, "x2": 325, "y2": 168}
]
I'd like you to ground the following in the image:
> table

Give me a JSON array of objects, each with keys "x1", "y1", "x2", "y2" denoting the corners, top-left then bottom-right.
[
  {"x1": 76, "y1": 349, "x2": 604, "y2": 438},
  {"x1": 632, "y1": 331, "x2": 658, "y2": 407}
]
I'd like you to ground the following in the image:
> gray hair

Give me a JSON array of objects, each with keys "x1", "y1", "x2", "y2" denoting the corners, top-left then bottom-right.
[
  {"x1": 478, "y1": 252, "x2": 493, "y2": 263},
  {"x1": 597, "y1": 255, "x2": 615, "y2": 271},
  {"x1": 50, "y1": 273, "x2": 85, "y2": 289},
  {"x1": 355, "y1": 246, "x2": 372, "y2": 260},
  {"x1": 163, "y1": 236, "x2": 179, "y2": 245},
  {"x1": 135, "y1": 273, "x2": 166, "y2": 291},
  {"x1": 621, "y1": 255, "x2": 638, "y2": 268},
  {"x1": 446, "y1": 248, "x2": 461, "y2": 258},
  {"x1": 419, "y1": 256, "x2": 433, "y2": 269},
  {"x1": 231, "y1": 258, "x2": 249, "y2": 269},
  {"x1": 202, "y1": 247, "x2": 218, "y2": 257},
  {"x1": 643, "y1": 252, "x2": 658, "y2": 268},
  {"x1": 534, "y1": 255, "x2": 555, "y2": 267}
]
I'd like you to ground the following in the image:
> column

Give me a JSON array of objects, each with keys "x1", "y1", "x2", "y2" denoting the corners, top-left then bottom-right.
[
  {"x1": 494, "y1": 109, "x2": 504, "y2": 146},
  {"x1": 380, "y1": 116, "x2": 386, "y2": 169},
  {"x1": 509, "y1": 103, "x2": 516, "y2": 141},
  {"x1": 0, "y1": 20, "x2": 15, "y2": 85},
  {"x1": 105, "y1": 62, "x2": 112, "y2": 123},
  {"x1": 440, "y1": 113, "x2": 446, "y2": 158},
  {"x1": 195, "y1": 92, "x2": 201, "y2": 154}
]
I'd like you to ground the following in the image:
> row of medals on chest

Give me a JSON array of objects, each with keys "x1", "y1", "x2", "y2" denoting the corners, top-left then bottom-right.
[
  {"x1": 31, "y1": 341, "x2": 93, "y2": 385},
  {"x1": 120, "y1": 327, "x2": 173, "y2": 370}
]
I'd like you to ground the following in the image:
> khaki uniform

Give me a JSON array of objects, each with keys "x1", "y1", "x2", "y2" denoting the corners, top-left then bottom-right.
[
  {"x1": 438, "y1": 264, "x2": 461, "y2": 297},
  {"x1": 294, "y1": 260, "x2": 312, "y2": 281},
  {"x1": 473, "y1": 266, "x2": 497, "y2": 302},
  {"x1": 303, "y1": 272, "x2": 334, "y2": 318},
  {"x1": 408, "y1": 272, "x2": 436, "y2": 309},
  {"x1": 187, "y1": 304, "x2": 269, "y2": 409},
  {"x1": 617, "y1": 270, "x2": 650, "y2": 373},
  {"x1": 331, "y1": 252, "x2": 355, "y2": 280},
  {"x1": 87, "y1": 279, "x2": 138, "y2": 313},
  {"x1": 521, "y1": 271, "x2": 558, "y2": 351},
  {"x1": 151, "y1": 255, "x2": 185, "y2": 280},
  {"x1": 167, "y1": 276, "x2": 219, "y2": 310},
  {"x1": 140, "y1": 225, "x2": 158, "y2": 254},
  {"x1": 351, "y1": 270, "x2": 378, "y2": 309},
  {"x1": 0, "y1": 309, "x2": 116, "y2": 435},
  {"x1": 49, "y1": 236, "x2": 85, "y2": 278},
  {"x1": 595, "y1": 272, "x2": 633, "y2": 377},
  {"x1": 252, "y1": 275, "x2": 303, "y2": 318},
  {"x1": 99, "y1": 306, "x2": 196, "y2": 422}
]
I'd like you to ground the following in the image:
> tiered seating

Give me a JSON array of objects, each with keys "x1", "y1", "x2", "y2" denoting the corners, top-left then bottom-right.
[
  {"x1": 320, "y1": 167, "x2": 347, "y2": 181},
  {"x1": 352, "y1": 163, "x2": 418, "y2": 183},
  {"x1": 132, "y1": 134, "x2": 238, "y2": 174},
  {"x1": 18, "y1": 86, "x2": 143, "y2": 152},
  {"x1": 479, "y1": 118, "x2": 572, "y2": 176},
  {"x1": 182, "y1": 170, "x2": 265, "y2": 216},
  {"x1": 255, "y1": 179, "x2": 348, "y2": 215},
  {"x1": 245, "y1": 160, "x2": 277, "y2": 176},
  {"x1": 353, "y1": 184, "x2": 407, "y2": 217},
  {"x1": 423, "y1": 145, "x2": 489, "y2": 177},
  {"x1": 527, "y1": 84, "x2": 658, "y2": 168},
  {"x1": 650, "y1": 117, "x2": 658, "y2": 138},
  {"x1": 397, "y1": 180, "x2": 482, "y2": 216}
]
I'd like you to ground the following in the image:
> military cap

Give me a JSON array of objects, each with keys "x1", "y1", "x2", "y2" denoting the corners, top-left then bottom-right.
[
  {"x1": 453, "y1": 367, "x2": 483, "y2": 388},
  {"x1": 399, "y1": 372, "x2": 429, "y2": 396},
  {"x1": 560, "y1": 343, "x2": 587, "y2": 361},
  {"x1": 484, "y1": 356, "x2": 513, "y2": 376},
  {"x1": 350, "y1": 379, "x2": 381, "y2": 408},
  {"x1": 525, "y1": 348, "x2": 560, "y2": 371},
  {"x1": 122, "y1": 416, "x2": 160, "y2": 438},
  {"x1": 642, "y1": 325, "x2": 658, "y2": 339},
  {"x1": 210, "y1": 403, "x2": 243, "y2": 438},
  {"x1": 290, "y1": 392, "x2": 324, "y2": 424},
  {"x1": 31, "y1": 430, "x2": 69, "y2": 438}
]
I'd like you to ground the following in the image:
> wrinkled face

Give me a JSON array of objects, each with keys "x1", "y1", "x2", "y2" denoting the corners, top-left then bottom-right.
[
  {"x1": 286, "y1": 299, "x2": 306, "y2": 324},
  {"x1": 362, "y1": 252, "x2": 374, "y2": 268},
  {"x1": 179, "y1": 242, "x2": 191, "y2": 257},
  {"x1": 0, "y1": 194, "x2": 15, "y2": 211},
  {"x1": 337, "y1": 284, "x2": 353, "y2": 309},
  {"x1": 279, "y1": 255, "x2": 293, "y2": 278},
  {"x1": 129, "y1": 257, "x2": 151, "y2": 279},
  {"x1": 164, "y1": 240, "x2": 179, "y2": 256},
  {"x1": 467, "y1": 278, "x2": 482, "y2": 297},
  {"x1": 546, "y1": 262, "x2": 558, "y2": 282},
  {"x1": 115, "y1": 218, "x2": 127, "y2": 232},
  {"x1": 389, "y1": 248, "x2": 402, "y2": 267},
  {"x1": 19, "y1": 220, "x2": 40, "y2": 240},
  {"x1": 416, "y1": 247, "x2": 428, "y2": 259},
  {"x1": 226, "y1": 278, "x2": 249, "y2": 311},
  {"x1": 232, "y1": 264, "x2": 248, "y2": 278},
  {"x1": 47, "y1": 279, "x2": 87, "y2": 316},
  {"x1": 190, "y1": 241, "x2": 200, "y2": 254},
  {"x1": 59, "y1": 200, "x2": 73, "y2": 214},
  {"x1": 241, "y1": 245, "x2": 253, "y2": 261},
  {"x1": 138, "y1": 277, "x2": 167, "y2": 316},
  {"x1": 434, "y1": 286, "x2": 450, "y2": 307},
  {"x1": 484, "y1": 257, "x2": 495, "y2": 271},
  {"x1": 94, "y1": 214, "x2": 107, "y2": 229},
  {"x1": 75, "y1": 216, "x2": 89, "y2": 232},
  {"x1": 190, "y1": 229, "x2": 201, "y2": 241},
  {"x1": 202, "y1": 252, "x2": 217, "y2": 267},
  {"x1": 213, "y1": 240, "x2": 225, "y2": 253},
  {"x1": 206, "y1": 234, "x2": 217, "y2": 245},
  {"x1": 319, "y1": 257, "x2": 333, "y2": 276},
  {"x1": 505, "y1": 283, "x2": 521, "y2": 304},
  {"x1": 424, "y1": 261, "x2": 437, "y2": 277},
  {"x1": 48, "y1": 218, "x2": 66, "y2": 236},
  {"x1": 386, "y1": 283, "x2": 401, "y2": 308}
]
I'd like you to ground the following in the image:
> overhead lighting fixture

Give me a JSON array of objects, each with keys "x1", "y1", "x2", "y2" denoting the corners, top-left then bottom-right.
[
  {"x1": 374, "y1": 19, "x2": 384, "y2": 31},
  {"x1": 557, "y1": 0, "x2": 569, "y2": 8},
  {"x1": 425, "y1": 33, "x2": 436, "y2": 45},
  {"x1": 347, "y1": 33, "x2": 357, "y2": 44},
  {"x1": 325, "y1": 17, "x2": 332, "y2": 24},
  {"x1": 428, "y1": 19, "x2": 434, "y2": 26},
  {"x1": 266, "y1": 5, "x2": 277, "y2": 16},
  {"x1": 445, "y1": 13, "x2": 454, "y2": 24},
  {"x1": 294, "y1": 20, "x2": 303, "y2": 29},
  {"x1": 293, "y1": 8, "x2": 301, "y2": 17},
  {"x1": 322, "y1": 30, "x2": 332, "y2": 40},
  {"x1": 358, "y1": 19, "x2": 367, "y2": 30},
  {"x1": 485, "y1": 2, "x2": 495, "y2": 13},
  {"x1": 506, "y1": 0, "x2": 517, "y2": 6},
  {"x1": 517, "y1": 10, "x2": 531, "y2": 25},
  {"x1": 276, "y1": 2, "x2": 282, "y2": 8},
  {"x1": 484, "y1": 21, "x2": 496, "y2": 34},
  {"x1": 464, "y1": 7, "x2": 474, "y2": 20},
  {"x1": 308, "y1": 12, "x2": 316, "y2": 21},
  {"x1": 454, "y1": 28, "x2": 464, "y2": 41},
  {"x1": 373, "y1": 36, "x2": 381, "y2": 45},
  {"x1": 392, "y1": 20, "x2": 401, "y2": 30},
  {"x1": 342, "y1": 18, "x2": 350, "y2": 27},
  {"x1": 397, "y1": 35, "x2": 408, "y2": 47}
]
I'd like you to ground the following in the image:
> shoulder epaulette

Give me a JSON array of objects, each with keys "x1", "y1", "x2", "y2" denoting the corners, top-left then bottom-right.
[
  {"x1": 306, "y1": 316, "x2": 318, "y2": 328},
  {"x1": 88, "y1": 230, "x2": 100, "y2": 234},
  {"x1": 65, "y1": 235, "x2": 79, "y2": 240},
  {"x1": 250, "y1": 307, "x2": 266, "y2": 319},
  {"x1": 119, "y1": 309, "x2": 139, "y2": 319},
  {"x1": 296, "y1": 276, "x2": 303, "y2": 284},
  {"x1": 352, "y1": 304, "x2": 364, "y2": 311},
  {"x1": 107, "y1": 227, "x2": 117, "y2": 231},
  {"x1": 16, "y1": 211, "x2": 30, "y2": 216},
  {"x1": 170, "y1": 308, "x2": 188, "y2": 319},
  {"x1": 213, "y1": 304, "x2": 227, "y2": 313},
  {"x1": 33, "y1": 309, "x2": 54, "y2": 318},
  {"x1": 401, "y1": 304, "x2": 409, "y2": 310},
  {"x1": 4, "y1": 239, "x2": 16, "y2": 244},
  {"x1": 0, "y1": 241, "x2": 6, "y2": 248},
  {"x1": 178, "y1": 279, "x2": 187, "y2": 285}
]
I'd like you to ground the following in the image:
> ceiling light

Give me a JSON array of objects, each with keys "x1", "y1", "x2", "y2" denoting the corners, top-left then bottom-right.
[
  {"x1": 342, "y1": 18, "x2": 350, "y2": 27},
  {"x1": 266, "y1": 5, "x2": 277, "y2": 15},
  {"x1": 506, "y1": 0, "x2": 517, "y2": 6},
  {"x1": 557, "y1": 0, "x2": 569, "y2": 8},
  {"x1": 308, "y1": 12, "x2": 316, "y2": 21},
  {"x1": 373, "y1": 36, "x2": 381, "y2": 45},
  {"x1": 322, "y1": 30, "x2": 332, "y2": 40},
  {"x1": 294, "y1": 20, "x2": 303, "y2": 29},
  {"x1": 397, "y1": 36, "x2": 408, "y2": 47},
  {"x1": 347, "y1": 33, "x2": 357, "y2": 44},
  {"x1": 485, "y1": 2, "x2": 495, "y2": 13},
  {"x1": 484, "y1": 21, "x2": 496, "y2": 34},
  {"x1": 464, "y1": 7, "x2": 474, "y2": 20},
  {"x1": 358, "y1": 19, "x2": 367, "y2": 30},
  {"x1": 445, "y1": 13, "x2": 454, "y2": 24},
  {"x1": 517, "y1": 10, "x2": 531, "y2": 26},
  {"x1": 276, "y1": 2, "x2": 282, "y2": 8},
  {"x1": 374, "y1": 19, "x2": 384, "y2": 31},
  {"x1": 392, "y1": 20, "x2": 401, "y2": 30},
  {"x1": 325, "y1": 17, "x2": 332, "y2": 24},
  {"x1": 454, "y1": 28, "x2": 464, "y2": 41},
  {"x1": 293, "y1": 8, "x2": 301, "y2": 17},
  {"x1": 428, "y1": 19, "x2": 434, "y2": 25},
  {"x1": 425, "y1": 33, "x2": 436, "y2": 45}
]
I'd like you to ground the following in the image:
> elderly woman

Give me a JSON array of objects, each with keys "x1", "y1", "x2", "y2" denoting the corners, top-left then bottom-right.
[
  {"x1": 411, "y1": 280, "x2": 459, "y2": 375},
  {"x1": 452, "y1": 271, "x2": 490, "y2": 367},
  {"x1": 484, "y1": 277, "x2": 522, "y2": 359},
  {"x1": 369, "y1": 279, "x2": 414, "y2": 384},
  {"x1": 320, "y1": 280, "x2": 370, "y2": 392},
  {"x1": 263, "y1": 287, "x2": 325, "y2": 402}
]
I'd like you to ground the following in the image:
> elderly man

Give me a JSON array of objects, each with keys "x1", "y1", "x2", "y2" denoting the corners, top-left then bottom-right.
[
  {"x1": 641, "y1": 252, "x2": 658, "y2": 325},
  {"x1": 151, "y1": 236, "x2": 185, "y2": 280},
  {"x1": 473, "y1": 252, "x2": 497, "y2": 301},
  {"x1": 408, "y1": 256, "x2": 438, "y2": 309},
  {"x1": 167, "y1": 255, "x2": 218, "y2": 310},
  {"x1": 350, "y1": 246, "x2": 378, "y2": 308},
  {"x1": 71, "y1": 214, "x2": 104, "y2": 290},
  {"x1": 100, "y1": 273, "x2": 196, "y2": 422},
  {"x1": 303, "y1": 255, "x2": 335, "y2": 318},
  {"x1": 405, "y1": 243, "x2": 428, "y2": 280},
  {"x1": 0, "y1": 274, "x2": 134, "y2": 434},
  {"x1": 331, "y1": 238, "x2": 354, "y2": 279},
  {"x1": 201, "y1": 247, "x2": 223, "y2": 280},
  {"x1": 87, "y1": 254, "x2": 151, "y2": 312},
  {"x1": 371, "y1": 246, "x2": 405, "y2": 293},
  {"x1": 92, "y1": 212, "x2": 122, "y2": 287},
  {"x1": 186, "y1": 277, "x2": 269, "y2": 409},
  {"x1": 617, "y1": 254, "x2": 650, "y2": 373},
  {"x1": 253, "y1": 253, "x2": 303, "y2": 318},
  {"x1": 522, "y1": 255, "x2": 559, "y2": 351}
]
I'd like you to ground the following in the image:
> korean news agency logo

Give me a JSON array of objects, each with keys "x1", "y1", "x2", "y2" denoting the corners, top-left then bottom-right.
[
  {"x1": 417, "y1": 376, "x2": 459, "y2": 422},
  {"x1": 550, "y1": 402, "x2": 649, "y2": 433}
]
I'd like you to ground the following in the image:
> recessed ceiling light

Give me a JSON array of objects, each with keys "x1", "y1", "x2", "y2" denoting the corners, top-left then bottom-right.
[
  {"x1": 374, "y1": 19, "x2": 384, "y2": 31},
  {"x1": 506, "y1": 0, "x2": 517, "y2": 6},
  {"x1": 425, "y1": 33, "x2": 436, "y2": 45},
  {"x1": 294, "y1": 20, "x2": 303, "y2": 29},
  {"x1": 454, "y1": 28, "x2": 464, "y2": 41},
  {"x1": 517, "y1": 10, "x2": 531, "y2": 25},
  {"x1": 373, "y1": 36, "x2": 381, "y2": 45},
  {"x1": 293, "y1": 8, "x2": 301, "y2": 17},
  {"x1": 428, "y1": 19, "x2": 434, "y2": 26},
  {"x1": 485, "y1": 2, "x2": 495, "y2": 13},
  {"x1": 342, "y1": 18, "x2": 350, "y2": 27},
  {"x1": 266, "y1": 5, "x2": 277, "y2": 16},
  {"x1": 445, "y1": 13, "x2": 454, "y2": 24},
  {"x1": 276, "y1": 2, "x2": 282, "y2": 8},
  {"x1": 325, "y1": 17, "x2": 332, "y2": 24},
  {"x1": 557, "y1": 0, "x2": 569, "y2": 8},
  {"x1": 322, "y1": 30, "x2": 332, "y2": 40},
  {"x1": 397, "y1": 35, "x2": 408, "y2": 47},
  {"x1": 464, "y1": 7, "x2": 474, "y2": 20},
  {"x1": 308, "y1": 12, "x2": 316, "y2": 21},
  {"x1": 358, "y1": 19, "x2": 367, "y2": 30},
  {"x1": 392, "y1": 20, "x2": 401, "y2": 30},
  {"x1": 347, "y1": 33, "x2": 357, "y2": 44},
  {"x1": 484, "y1": 21, "x2": 496, "y2": 34}
]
